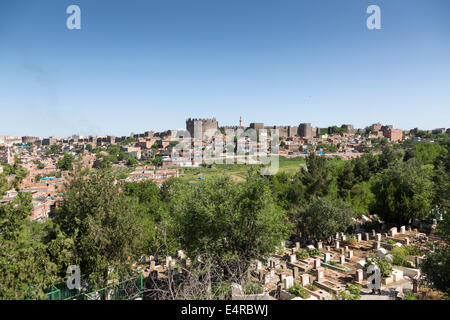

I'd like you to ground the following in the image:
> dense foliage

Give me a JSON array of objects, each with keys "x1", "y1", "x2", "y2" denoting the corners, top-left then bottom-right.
[{"x1": 0, "y1": 138, "x2": 448, "y2": 299}]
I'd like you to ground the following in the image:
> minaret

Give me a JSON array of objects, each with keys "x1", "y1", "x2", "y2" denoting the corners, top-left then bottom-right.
[
  {"x1": 239, "y1": 116, "x2": 242, "y2": 128},
  {"x1": 6, "y1": 146, "x2": 12, "y2": 165}
]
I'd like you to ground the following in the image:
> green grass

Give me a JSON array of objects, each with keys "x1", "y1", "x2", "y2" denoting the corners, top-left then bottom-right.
[{"x1": 174, "y1": 157, "x2": 307, "y2": 183}]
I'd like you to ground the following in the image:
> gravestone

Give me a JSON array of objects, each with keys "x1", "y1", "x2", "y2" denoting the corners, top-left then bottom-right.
[
  {"x1": 340, "y1": 255, "x2": 346, "y2": 265},
  {"x1": 373, "y1": 241, "x2": 381, "y2": 250},
  {"x1": 284, "y1": 276, "x2": 294, "y2": 290},
  {"x1": 293, "y1": 267, "x2": 299, "y2": 279},
  {"x1": 355, "y1": 269, "x2": 363, "y2": 283},
  {"x1": 290, "y1": 254, "x2": 297, "y2": 263},
  {"x1": 270, "y1": 269, "x2": 275, "y2": 277},
  {"x1": 375, "y1": 233, "x2": 381, "y2": 241},
  {"x1": 257, "y1": 261, "x2": 262, "y2": 271},
  {"x1": 364, "y1": 233, "x2": 370, "y2": 241},
  {"x1": 389, "y1": 227, "x2": 397, "y2": 237},
  {"x1": 376, "y1": 248, "x2": 387, "y2": 258},
  {"x1": 300, "y1": 273, "x2": 310, "y2": 287},
  {"x1": 357, "y1": 233, "x2": 362, "y2": 243},
  {"x1": 317, "y1": 241, "x2": 323, "y2": 250},
  {"x1": 314, "y1": 258, "x2": 321, "y2": 269},
  {"x1": 341, "y1": 235, "x2": 346, "y2": 241},
  {"x1": 324, "y1": 253, "x2": 331, "y2": 263},
  {"x1": 177, "y1": 250, "x2": 186, "y2": 259},
  {"x1": 335, "y1": 241, "x2": 340, "y2": 249},
  {"x1": 405, "y1": 237, "x2": 410, "y2": 245},
  {"x1": 348, "y1": 250, "x2": 353, "y2": 259},
  {"x1": 356, "y1": 260, "x2": 366, "y2": 270},
  {"x1": 150, "y1": 260, "x2": 156, "y2": 270},
  {"x1": 259, "y1": 270, "x2": 265, "y2": 282},
  {"x1": 165, "y1": 256, "x2": 172, "y2": 267},
  {"x1": 400, "y1": 226, "x2": 406, "y2": 234},
  {"x1": 372, "y1": 229, "x2": 376, "y2": 237},
  {"x1": 295, "y1": 242, "x2": 300, "y2": 249},
  {"x1": 315, "y1": 268, "x2": 324, "y2": 282},
  {"x1": 345, "y1": 246, "x2": 349, "y2": 252},
  {"x1": 412, "y1": 278, "x2": 420, "y2": 293}
]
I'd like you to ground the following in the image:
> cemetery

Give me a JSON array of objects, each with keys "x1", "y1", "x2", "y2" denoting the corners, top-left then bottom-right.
[{"x1": 134, "y1": 214, "x2": 444, "y2": 301}]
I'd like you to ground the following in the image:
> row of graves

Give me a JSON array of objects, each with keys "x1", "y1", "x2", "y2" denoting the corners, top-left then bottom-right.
[
  {"x1": 245, "y1": 225, "x2": 431, "y2": 300},
  {"x1": 133, "y1": 224, "x2": 438, "y2": 300}
]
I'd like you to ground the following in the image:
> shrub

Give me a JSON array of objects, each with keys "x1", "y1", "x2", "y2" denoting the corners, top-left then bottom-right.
[
  {"x1": 403, "y1": 245, "x2": 423, "y2": 256},
  {"x1": 391, "y1": 247, "x2": 413, "y2": 267},
  {"x1": 403, "y1": 289, "x2": 418, "y2": 300},
  {"x1": 296, "y1": 250, "x2": 309, "y2": 260},
  {"x1": 289, "y1": 284, "x2": 311, "y2": 299},
  {"x1": 308, "y1": 248, "x2": 321, "y2": 257},
  {"x1": 245, "y1": 283, "x2": 264, "y2": 295},
  {"x1": 365, "y1": 256, "x2": 393, "y2": 278},
  {"x1": 306, "y1": 284, "x2": 318, "y2": 291},
  {"x1": 346, "y1": 235, "x2": 357, "y2": 245},
  {"x1": 338, "y1": 283, "x2": 361, "y2": 300}
]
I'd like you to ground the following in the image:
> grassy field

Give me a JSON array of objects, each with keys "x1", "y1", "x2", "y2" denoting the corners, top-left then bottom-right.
[{"x1": 175, "y1": 157, "x2": 307, "y2": 183}]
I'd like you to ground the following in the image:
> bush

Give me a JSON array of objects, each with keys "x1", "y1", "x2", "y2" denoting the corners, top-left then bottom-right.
[
  {"x1": 245, "y1": 283, "x2": 264, "y2": 295},
  {"x1": 308, "y1": 248, "x2": 321, "y2": 257},
  {"x1": 365, "y1": 256, "x2": 393, "y2": 278},
  {"x1": 346, "y1": 235, "x2": 357, "y2": 245},
  {"x1": 404, "y1": 289, "x2": 418, "y2": 300},
  {"x1": 296, "y1": 250, "x2": 309, "y2": 260},
  {"x1": 391, "y1": 247, "x2": 413, "y2": 267},
  {"x1": 306, "y1": 284, "x2": 318, "y2": 291},
  {"x1": 403, "y1": 245, "x2": 423, "y2": 256},
  {"x1": 338, "y1": 283, "x2": 361, "y2": 300},
  {"x1": 289, "y1": 284, "x2": 311, "y2": 299}
]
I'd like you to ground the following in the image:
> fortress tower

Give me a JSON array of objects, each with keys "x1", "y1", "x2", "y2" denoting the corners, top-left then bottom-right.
[{"x1": 186, "y1": 118, "x2": 219, "y2": 138}]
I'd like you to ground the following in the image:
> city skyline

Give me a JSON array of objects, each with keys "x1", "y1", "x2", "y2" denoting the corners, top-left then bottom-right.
[
  {"x1": 0, "y1": 116, "x2": 448, "y2": 139},
  {"x1": 1, "y1": 0, "x2": 449, "y2": 137}
]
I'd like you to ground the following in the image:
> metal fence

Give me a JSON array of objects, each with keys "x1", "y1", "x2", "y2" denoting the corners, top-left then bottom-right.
[{"x1": 46, "y1": 274, "x2": 144, "y2": 300}]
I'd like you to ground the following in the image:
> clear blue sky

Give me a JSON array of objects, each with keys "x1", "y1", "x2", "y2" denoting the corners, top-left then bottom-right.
[{"x1": 0, "y1": 0, "x2": 449, "y2": 137}]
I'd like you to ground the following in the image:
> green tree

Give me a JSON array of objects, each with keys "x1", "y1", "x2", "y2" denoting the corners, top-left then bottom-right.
[
  {"x1": 379, "y1": 146, "x2": 400, "y2": 170},
  {"x1": 296, "y1": 197, "x2": 356, "y2": 241},
  {"x1": 53, "y1": 171, "x2": 144, "y2": 288},
  {"x1": 371, "y1": 161, "x2": 434, "y2": 225},
  {"x1": 127, "y1": 157, "x2": 138, "y2": 166},
  {"x1": 404, "y1": 142, "x2": 445, "y2": 165},
  {"x1": 337, "y1": 162, "x2": 355, "y2": 199},
  {"x1": 421, "y1": 245, "x2": 450, "y2": 295},
  {"x1": 301, "y1": 153, "x2": 332, "y2": 199},
  {"x1": 123, "y1": 181, "x2": 167, "y2": 254},
  {"x1": 169, "y1": 170, "x2": 291, "y2": 280},
  {"x1": 45, "y1": 145, "x2": 60, "y2": 155},
  {"x1": 0, "y1": 193, "x2": 58, "y2": 299},
  {"x1": 57, "y1": 153, "x2": 74, "y2": 171}
]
